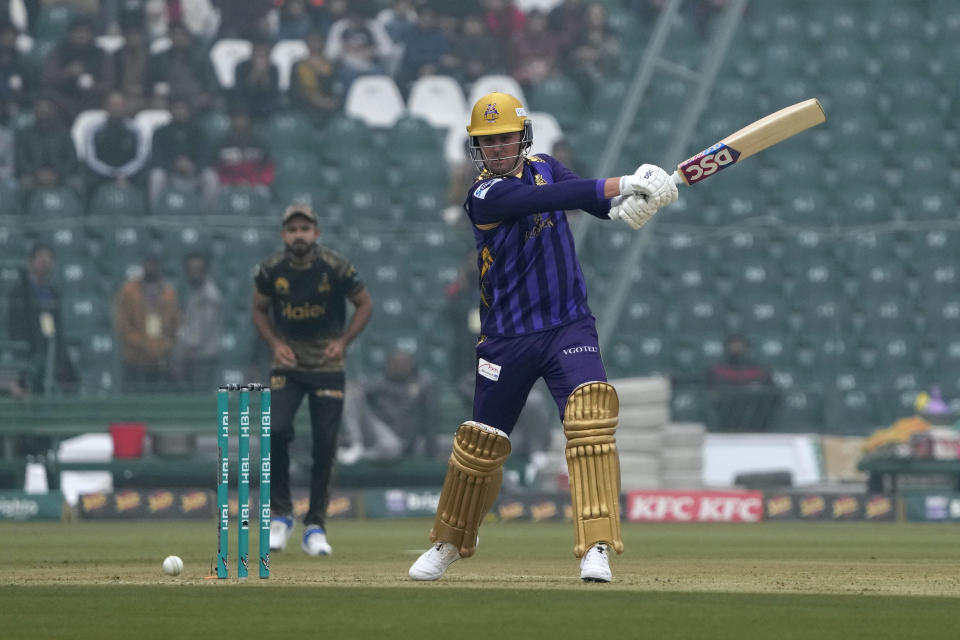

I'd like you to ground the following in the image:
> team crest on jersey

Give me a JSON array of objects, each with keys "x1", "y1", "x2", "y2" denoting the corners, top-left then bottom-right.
[
  {"x1": 275, "y1": 276, "x2": 290, "y2": 295},
  {"x1": 318, "y1": 273, "x2": 330, "y2": 293},
  {"x1": 483, "y1": 103, "x2": 499, "y2": 123}
]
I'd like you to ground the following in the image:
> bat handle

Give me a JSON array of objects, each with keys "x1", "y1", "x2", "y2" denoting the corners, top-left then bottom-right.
[{"x1": 671, "y1": 171, "x2": 684, "y2": 186}]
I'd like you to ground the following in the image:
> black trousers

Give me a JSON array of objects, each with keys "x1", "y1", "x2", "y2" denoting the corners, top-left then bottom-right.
[{"x1": 269, "y1": 369, "x2": 345, "y2": 528}]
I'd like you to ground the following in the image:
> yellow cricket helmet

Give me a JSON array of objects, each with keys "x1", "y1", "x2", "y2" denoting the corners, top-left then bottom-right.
[
  {"x1": 466, "y1": 91, "x2": 533, "y2": 175},
  {"x1": 467, "y1": 91, "x2": 528, "y2": 136}
]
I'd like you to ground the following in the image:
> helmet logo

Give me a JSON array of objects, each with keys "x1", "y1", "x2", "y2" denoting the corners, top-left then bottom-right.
[{"x1": 483, "y1": 103, "x2": 500, "y2": 123}]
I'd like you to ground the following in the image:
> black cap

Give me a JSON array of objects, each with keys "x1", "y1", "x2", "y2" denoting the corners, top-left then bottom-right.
[{"x1": 282, "y1": 203, "x2": 317, "y2": 226}]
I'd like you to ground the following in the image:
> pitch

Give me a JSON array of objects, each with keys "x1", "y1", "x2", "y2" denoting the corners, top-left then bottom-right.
[{"x1": 2, "y1": 519, "x2": 958, "y2": 639}]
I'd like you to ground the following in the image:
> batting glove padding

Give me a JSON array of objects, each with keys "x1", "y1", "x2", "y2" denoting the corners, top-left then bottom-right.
[{"x1": 608, "y1": 193, "x2": 660, "y2": 230}]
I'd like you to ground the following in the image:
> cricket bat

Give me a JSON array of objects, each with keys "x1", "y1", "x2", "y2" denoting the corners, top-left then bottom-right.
[{"x1": 671, "y1": 98, "x2": 825, "y2": 186}]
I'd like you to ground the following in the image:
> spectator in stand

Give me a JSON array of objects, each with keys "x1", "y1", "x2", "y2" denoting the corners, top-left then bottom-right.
[
  {"x1": 114, "y1": 249, "x2": 180, "y2": 391},
  {"x1": 0, "y1": 21, "x2": 32, "y2": 109},
  {"x1": 147, "y1": 23, "x2": 217, "y2": 109},
  {"x1": 7, "y1": 243, "x2": 78, "y2": 394},
  {"x1": 289, "y1": 30, "x2": 339, "y2": 125},
  {"x1": 83, "y1": 91, "x2": 149, "y2": 196},
  {"x1": 175, "y1": 0, "x2": 221, "y2": 41},
  {"x1": 213, "y1": 107, "x2": 274, "y2": 195},
  {"x1": 42, "y1": 16, "x2": 110, "y2": 120},
  {"x1": 215, "y1": 0, "x2": 274, "y2": 40},
  {"x1": 324, "y1": 0, "x2": 392, "y2": 92},
  {"x1": 548, "y1": 0, "x2": 587, "y2": 50},
  {"x1": 375, "y1": 0, "x2": 418, "y2": 47},
  {"x1": 112, "y1": 19, "x2": 152, "y2": 113},
  {"x1": 14, "y1": 95, "x2": 82, "y2": 197},
  {"x1": 706, "y1": 334, "x2": 781, "y2": 432},
  {"x1": 508, "y1": 10, "x2": 559, "y2": 87},
  {"x1": 148, "y1": 96, "x2": 218, "y2": 208},
  {"x1": 277, "y1": 0, "x2": 315, "y2": 41},
  {"x1": 449, "y1": 13, "x2": 506, "y2": 87},
  {"x1": 232, "y1": 40, "x2": 281, "y2": 122},
  {"x1": 567, "y1": 3, "x2": 621, "y2": 101},
  {"x1": 482, "y1": 0, "x2": 526, "y2": 44},
  {"x1": 396, "y1": 5, "x2": 456, "y2": 93},
  {"x1": 342, "y1": 347, "x2": 439, "y2": 460},
  {"x1": 174, "y1": 252, "x2": 222, "y2": 390}
]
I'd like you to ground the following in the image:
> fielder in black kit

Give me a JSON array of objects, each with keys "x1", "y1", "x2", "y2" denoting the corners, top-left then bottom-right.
[{"x1": 252, "y1": 204, "x2": 372, "y2": 556}]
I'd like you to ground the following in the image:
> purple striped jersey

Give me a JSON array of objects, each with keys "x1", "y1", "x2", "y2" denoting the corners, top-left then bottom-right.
[{"x1": 464, "y1": 154, "x2": 613, "y2": 337}]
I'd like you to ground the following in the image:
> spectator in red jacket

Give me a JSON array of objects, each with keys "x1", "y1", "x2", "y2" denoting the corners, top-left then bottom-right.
[{"x1": 212, "y1": 108, "x2": 274, "y2": 194}]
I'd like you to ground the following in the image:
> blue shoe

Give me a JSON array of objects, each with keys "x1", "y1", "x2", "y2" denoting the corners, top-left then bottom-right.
[
  {"x1": 302, "y1": 526, "x2": 332, "y2": 556},
  {"x1": 269, "y1": 516, "x2": 294, "y2": 551}
]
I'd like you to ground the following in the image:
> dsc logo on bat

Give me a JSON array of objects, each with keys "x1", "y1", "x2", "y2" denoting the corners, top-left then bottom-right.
[{"x1": 679, "y1": 143, "x2": 741, "y2": 184}]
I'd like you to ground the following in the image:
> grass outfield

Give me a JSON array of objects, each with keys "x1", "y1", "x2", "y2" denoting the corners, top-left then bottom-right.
[{"x1": 2, "y1": 519, "x2": 959, "y2": 639}]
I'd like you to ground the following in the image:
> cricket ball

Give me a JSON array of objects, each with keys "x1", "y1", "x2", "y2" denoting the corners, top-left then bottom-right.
[{"x1": 162, "y1": 555, "x2": 184, "y2": 576}]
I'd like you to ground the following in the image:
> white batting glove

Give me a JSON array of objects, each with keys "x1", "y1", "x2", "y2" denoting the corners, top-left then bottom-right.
[
  {"x1": 620, "y1": 163, "x2": 679, "y2": 209},
  {"x1": 608, "y1": 193, "x2": 659, "y2": 230}
]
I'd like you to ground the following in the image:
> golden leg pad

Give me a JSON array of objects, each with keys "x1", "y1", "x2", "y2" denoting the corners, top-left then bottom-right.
[
  {"x1": 564, "y1": 381, "x2": 623, "y2": 558},
  {"x1": 430, "y1": 421, "x2": 511, "y2": 557}
]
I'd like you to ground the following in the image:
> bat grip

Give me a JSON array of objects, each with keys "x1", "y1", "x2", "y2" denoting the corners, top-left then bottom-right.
[{"x1": 671, "y1": 171, "x2": 683, "y2": 186}]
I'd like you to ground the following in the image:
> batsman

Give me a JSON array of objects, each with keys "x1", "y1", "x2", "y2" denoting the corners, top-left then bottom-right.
[{"x1": 409, "y1": 92, "x2": 679, "y2": 583}]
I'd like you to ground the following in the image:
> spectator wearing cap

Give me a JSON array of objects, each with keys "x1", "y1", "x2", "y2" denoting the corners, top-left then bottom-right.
[
  {"x1": 252, "y1": 202, "x2": 373, "y2": 556},
  {"x1": 114, "y1": 249, "x2": 181, "y2": 391}
]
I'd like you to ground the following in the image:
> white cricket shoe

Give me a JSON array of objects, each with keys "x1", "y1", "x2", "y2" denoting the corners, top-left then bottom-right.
[
  {"x1": 409, "y1": 542, "x2": 462, "y2": 581},
  {"x1": 302, "y1": 527, "x2": 332, "y2": 556},
  {"x1": 269, "y1": 516, "x2": 294, "y2": 551},
  {"x1": 580, "y1": 543, "x2": 612, "y2": 582}
]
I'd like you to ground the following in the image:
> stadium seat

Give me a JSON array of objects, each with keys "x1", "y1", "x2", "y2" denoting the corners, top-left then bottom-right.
[
  {"x1": 152, "y1": 188, "x2": 205, "y2": 217},
  {"x1": 344, "y1": 75, "x2": 405, "y2": 128},
  {"x1": 89, "y1": 182, "x2": 148, "y2": 217},
  {"x1": 133, "y1": 109, "x2": 172, "y2": 158},
  {"x1": 386, "y1": 115, "x2": 444, "y2": 157},
  {"x1": 527, "y1": 75, "x2": 584, "y2": 132},
  {"x1": 0, "y1": 182, "x2": 21, "y2": 216},
  {"x1": 406, "y1": 75, "x2": 468, "y2": 131},
  {"x1": 467, "y1": 74, "x2": 527, "y2": 109},
  {"x1": 270, "y1": 39, "x2": 308, "y2": 92},
  {"x1": 200, "y1": 110, "x2": 231, "y2": 145},
  {"x1": 25, "y1": 187, "x2": 84, "y2": 218},
  {"x1": 34, "y1": 3, "x2": 76, "y2": 43},
  {"x1": 775, "y1": 389, "x2": 825, "y2": 433},
  {"x1": 260, "y1": 110, "x2": 318, "y2": 154},
  {"x1": 213, "y1": 186, "x2": 273, "y2": 217},
  {"x1": 320, "y1": 115, "x2": 374, "y2": 166},
  {"x1": 209, "y1": 38, "x2": 252, "y2": 89},
  {"x1": 527, "y1": 111, "x2": 563, "y2": 157}
]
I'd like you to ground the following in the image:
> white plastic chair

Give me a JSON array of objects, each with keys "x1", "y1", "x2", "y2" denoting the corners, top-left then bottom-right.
[
  {"x1": 150, "y1": 36, "x2": 171, "y2": 55},
  {"x1": 445, "y1": 127, "x2": 470, "y2": 166},
  {"x1": 94, "y1": 34, "x2": 125, "y2": 55},
  {"x1": 515, "y1": 0, "x2": 564, "y2": 11},
  {"x1": 209, "y1": 38, "x2": 252, "y2": 89},
  {"x1": 528, "y1": 111, "x2": 563, "y2": 156},
  {"x1": 467, "y1": 74, "x2": 527, "y2": 110},
  {"x1": 407, "y1": 75, "x2": 467, "y2": 130},
  {"x1": 270, "y1": 39, "x2": 309, "y2": 92},
  {"x1": 344, "y1": 75, "x2": 406, "y2": 128},
  {"x1": 134, "y1": 109, "x2": 172, "y2": 156},
  {"x1": 71, "y1": 109, "x2": 107, "y2": 162}
]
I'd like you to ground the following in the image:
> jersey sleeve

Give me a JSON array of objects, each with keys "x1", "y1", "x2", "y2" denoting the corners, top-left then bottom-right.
[
  {"x1": 253, "y1": 262, "x2": 273, "y2": 296},
  {"x1": 545, "y1": 155, "x2": 614, "y2": 220},
  {"x1": 329, "y1": 251, "x2": 364, "y2": 295},
  {"x1": 466, "y1": 157, "x2": 612, "y2": 224}
]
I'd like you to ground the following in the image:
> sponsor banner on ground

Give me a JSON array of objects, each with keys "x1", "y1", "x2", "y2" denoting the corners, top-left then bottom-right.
[
  {"x1": 904, "y1": 492, "x2": 960, "y2": 522},
  {"x1": 626, "y1": 490, "x2": 764, "y2": 523},
  {"x1": 364, "y1": 488, "x2": 442, "y2": 518},
  {"x1": 80, "y1": 490, "x2": 216, "y2": 519},
  {"x1": 763, "y1": 493, "x2": 896, "y2": 521},
  {"x1": 0, "y1": 491, "x2": 66, "y2": 521}
]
